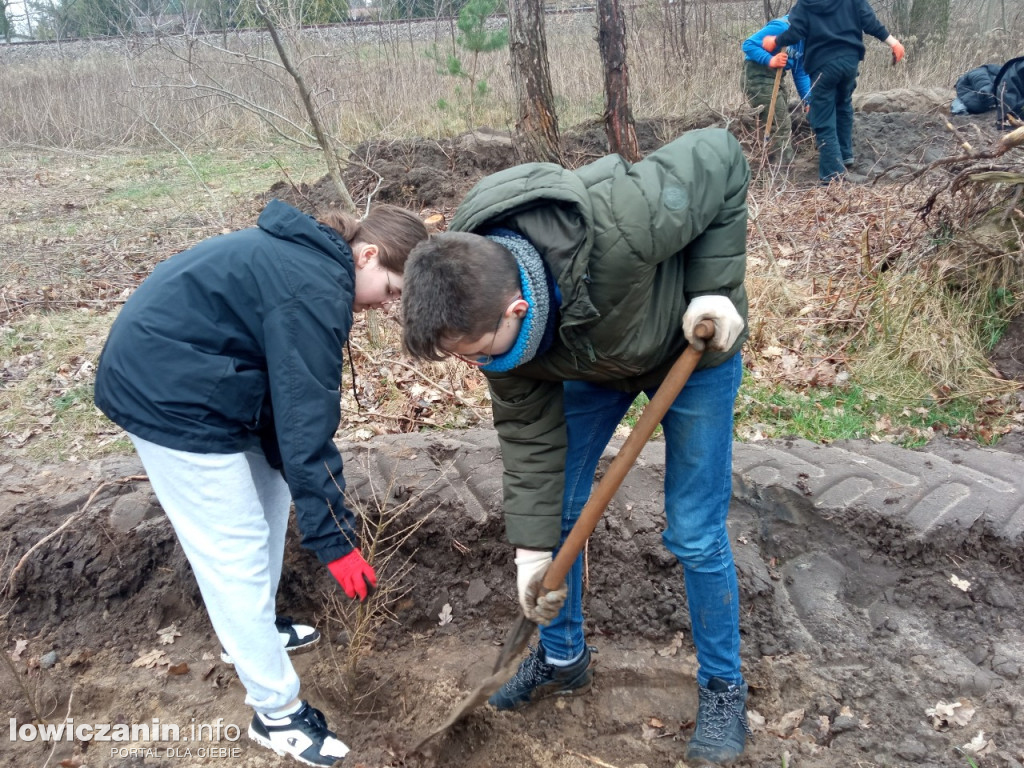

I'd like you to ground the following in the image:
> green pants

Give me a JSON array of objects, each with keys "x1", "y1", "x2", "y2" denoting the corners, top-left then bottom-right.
[{"x1": 742, "y1": 59, "x2": 794, "y2": 162}]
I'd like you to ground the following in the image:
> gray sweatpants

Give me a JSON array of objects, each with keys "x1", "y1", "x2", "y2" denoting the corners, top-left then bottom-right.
[{"x1": 130, "y1": 434, "x2": 300, "y2": 714}]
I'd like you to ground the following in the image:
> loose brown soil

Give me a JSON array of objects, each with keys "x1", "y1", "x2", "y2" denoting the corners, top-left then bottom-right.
[{"x1": 3, "y1": 94, "x2": 1024, "y2": 768}]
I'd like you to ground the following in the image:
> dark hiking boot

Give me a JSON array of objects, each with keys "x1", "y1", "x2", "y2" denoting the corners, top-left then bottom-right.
[
  {"x1": 221, "y1": 616, "x2": 320, "y2": 664},
  {"x1": 488, "y1": 644, "x2": 594, "y2": 711},
  {"x1": 684, "y1": 677, "x2": 751, "y2": 766},
  {"x1": 249, "y1": 701, "x2": 348, "y2": 766}
]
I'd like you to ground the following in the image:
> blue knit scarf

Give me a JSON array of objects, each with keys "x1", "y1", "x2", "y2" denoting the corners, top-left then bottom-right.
[{"x1": 479, "y1": 230, "x2": 554, "y2": 373}]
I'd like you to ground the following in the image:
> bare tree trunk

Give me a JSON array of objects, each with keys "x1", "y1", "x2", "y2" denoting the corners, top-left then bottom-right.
[
  {"x1": 661, "y1": 0, "x2": 689, "y2": 61},
  {"x1": 259, "y1": 6, "x2": 357, "y2": 213},
  {"x1": 508, "y1": 0, "x2": 561, "y2": 163},
  {"x1": 676, "y1": 0, "x2": 689, "y2": 59},
  {"x1": 596, "y1": 0, "x2": 639, "y2": 162},
  {"x1": 2, "y1": 0, "x2": 11, "y2": 44},
  {"x1": 890, "y1": 0, "x2": 911, "y2": 35},
  {"x1": 762, "y1": 0, "x2": 787, "y2": 22}
]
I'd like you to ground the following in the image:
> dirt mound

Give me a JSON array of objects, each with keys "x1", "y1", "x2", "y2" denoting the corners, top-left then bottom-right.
[
  {"x1": 264, "y1": 116, "x2": 710, "y2": 215},
  {"x1": 3, "y1": 430, "x2": 1024, "y2": 768},
  {"x1": 263, "y1": 106, "x2": 1004, "y2": 219}
]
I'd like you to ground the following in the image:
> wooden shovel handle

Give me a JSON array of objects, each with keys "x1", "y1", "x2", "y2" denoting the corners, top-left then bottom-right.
[
  {"x1": 542, "y1": 319, "x2": 715, "y2": 591},
  {"x1": 764, "y1": 46, "x2": 787, "y2": 141}
]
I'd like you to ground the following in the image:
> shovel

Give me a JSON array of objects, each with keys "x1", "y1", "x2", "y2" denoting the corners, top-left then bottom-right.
[
  {"x1": 410, "y1": 319, "x2": 715, "y2": 753},
  {"x1": 764, "y1": 46, "x2": 787, "y2": 143}
]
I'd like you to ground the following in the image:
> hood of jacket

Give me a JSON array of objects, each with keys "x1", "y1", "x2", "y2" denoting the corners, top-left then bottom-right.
[{"x1": 258, "y1": 198, "x2": 352, "y2": 270}]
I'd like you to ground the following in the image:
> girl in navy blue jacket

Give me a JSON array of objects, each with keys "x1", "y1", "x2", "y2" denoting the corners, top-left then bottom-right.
[{"x1": 95, "y1": 199, "x2": 427, "y2": 766}]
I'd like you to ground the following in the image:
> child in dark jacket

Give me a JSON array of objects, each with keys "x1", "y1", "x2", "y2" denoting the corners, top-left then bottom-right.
[
  {"x1": 742, "y1": 14, "x2": 811, "y2": 164},
  {"x1": 765, "y1": 0, "x2": 904, "y2": 182},
  {"x1": 94, "y1": 199, "x2": 427, "y2": 767},
  {"x1": 402, "y1": 128, "x2": 751, "y2": 765}
]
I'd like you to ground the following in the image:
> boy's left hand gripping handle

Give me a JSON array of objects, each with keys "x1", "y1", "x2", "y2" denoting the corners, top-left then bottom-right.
[
  {"x1": 328, "y1": 549, "x2": 378, "y2": 602},
  {"x1": 682, "y1": 296, "x2": 743, "y2": 352}
]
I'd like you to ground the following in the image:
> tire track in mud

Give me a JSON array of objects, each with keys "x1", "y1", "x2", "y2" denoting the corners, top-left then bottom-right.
[{"x1": 730, "y1": 437, "x2": 1022, "y2": 767}]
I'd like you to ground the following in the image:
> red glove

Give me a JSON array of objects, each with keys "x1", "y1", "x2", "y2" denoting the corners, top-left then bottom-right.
[
  {"x1": 328, "y1": 550, "x2": 377, "y2": 602},
  {"x1": 768, "y1": 52, "x2": 788, "y2": 68},
  {"x1": 890, "y1": 39, "x2": 905, "y2": 63},
  {"x1": 762, "y1": 35, "x2": 777, "y2": 53}
]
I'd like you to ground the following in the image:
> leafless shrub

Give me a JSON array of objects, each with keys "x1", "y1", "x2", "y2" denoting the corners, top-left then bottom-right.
[{"x1": 313, "y1": 455, "x2": 448, "y2": 712}]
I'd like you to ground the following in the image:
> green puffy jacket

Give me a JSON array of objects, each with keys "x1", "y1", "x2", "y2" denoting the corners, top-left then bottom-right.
[{"x1": 450, "y1": 127, "x2": 750, "y2": 549}]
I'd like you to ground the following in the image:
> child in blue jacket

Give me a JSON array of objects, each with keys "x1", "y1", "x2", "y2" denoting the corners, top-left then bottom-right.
[{"x1": 742, "y1": 15, "x2": 811, "y2": 164}]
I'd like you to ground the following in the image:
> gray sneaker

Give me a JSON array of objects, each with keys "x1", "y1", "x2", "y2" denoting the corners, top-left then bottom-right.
[
  {"x1": 488, "y1": 644, "x2": 594, "y2": 711},
  {"x1": 684, "y1": 677, "x2": 751, "y2": 766}
]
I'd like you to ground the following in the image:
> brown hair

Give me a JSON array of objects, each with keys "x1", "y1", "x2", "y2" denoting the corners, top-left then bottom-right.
[
  {"x1": 319, "y1": 204, "x2": 428, "y2": 271},
  {"x1": 401, "y1": 231, "x2": 521, "y2": 361}
]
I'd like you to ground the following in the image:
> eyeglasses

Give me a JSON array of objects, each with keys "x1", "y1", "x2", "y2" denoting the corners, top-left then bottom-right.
[{"x1": 450, "y1": 295, "x2": 522, "y2": 367}]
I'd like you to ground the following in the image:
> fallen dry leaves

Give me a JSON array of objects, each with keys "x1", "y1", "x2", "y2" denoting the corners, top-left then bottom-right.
[
  {"x1": 925, "y1": 698, "x2": 976, "y2": 730},
  {"x1": 130, "y1": 648, "x2": 170, "y2": 669}
]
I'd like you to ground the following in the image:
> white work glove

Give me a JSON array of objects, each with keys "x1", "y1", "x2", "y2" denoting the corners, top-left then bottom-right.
[
  {"x1": 682, "y1": 295, "x2": 744, "y2": 352},
  {"x1": 515, "y1": 548, "x2": 567, "y2": 626}
]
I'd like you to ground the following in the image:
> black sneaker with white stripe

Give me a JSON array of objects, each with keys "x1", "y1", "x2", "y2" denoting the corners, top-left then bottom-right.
[
  {"x1": 249, "y1": 701, "x2": 348, "y2": 767},
  {"x1": 221, "y1": 616, "x2": 320, "y2": 665}
]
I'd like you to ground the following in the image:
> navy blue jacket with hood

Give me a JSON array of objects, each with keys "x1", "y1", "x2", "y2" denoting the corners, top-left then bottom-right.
[
  {"x1": 94, "y1": 199, "x2": 360, "y2": 563},
  {"x1": 775, "y1": 0, "x2": 890, "y2": 76}
]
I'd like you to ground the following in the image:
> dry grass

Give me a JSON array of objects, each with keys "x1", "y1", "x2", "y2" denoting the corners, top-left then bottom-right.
[
  {"x1": 745, "y1": 155, "x2": 1024, "y2": 408},
  {"x1": 3, "y1": 1, "x2": 1020, "y2": 151}
]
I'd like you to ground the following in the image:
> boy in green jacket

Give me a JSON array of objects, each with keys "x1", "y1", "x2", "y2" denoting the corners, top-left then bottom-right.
[{"x1": 402, "y1": 128, "x2": 751, "y2": 765}]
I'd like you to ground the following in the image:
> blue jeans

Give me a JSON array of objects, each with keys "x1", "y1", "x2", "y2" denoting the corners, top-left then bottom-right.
[
  {"x1": 538, "y1": 352, "x2": 744, "y2": 687},
  {"x1": 808, "y1": 56, "x2": 859, "y2": 182}
]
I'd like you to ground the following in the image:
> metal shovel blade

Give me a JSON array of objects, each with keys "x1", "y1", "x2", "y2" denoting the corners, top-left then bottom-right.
[
  {"x1": 490, "y1": 613, "x2": 537, "y2": 674},
  {"x1": 409, "y1": 615, "x2": 535, "y2": 753}
]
